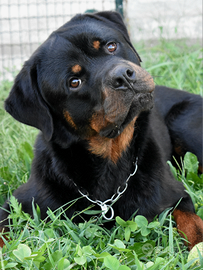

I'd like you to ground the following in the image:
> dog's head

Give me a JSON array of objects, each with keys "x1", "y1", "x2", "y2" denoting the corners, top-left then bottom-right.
[{"x1": 5, "y1": 11, "x2": 154, "y2": 162}]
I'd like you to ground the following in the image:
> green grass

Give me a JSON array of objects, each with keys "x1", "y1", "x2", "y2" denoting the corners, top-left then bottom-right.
[
  {"x1": 0, "y1": 39, "x2": 202, "y2": 269},
  {"x1": 137, "y1": 39, "x2": 202, "y2": 95}
]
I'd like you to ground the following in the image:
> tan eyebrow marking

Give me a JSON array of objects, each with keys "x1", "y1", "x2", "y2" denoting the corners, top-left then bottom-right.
[
  {"x1": 93, "y1": 40, "x2": 100, "y2": 50},
  {"x1": 72, "y1": 64, "x2": 82, "y2": 73}
]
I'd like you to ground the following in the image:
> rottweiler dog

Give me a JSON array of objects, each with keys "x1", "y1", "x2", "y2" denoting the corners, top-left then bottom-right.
[{"x1": 0, "y1": 11, "x2": 203, "y2": 249}]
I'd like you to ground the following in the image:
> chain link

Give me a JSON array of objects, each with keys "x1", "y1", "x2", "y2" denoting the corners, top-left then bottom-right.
[{"x1": 76, "y1": 157, "x2": 138, "y2": 220}]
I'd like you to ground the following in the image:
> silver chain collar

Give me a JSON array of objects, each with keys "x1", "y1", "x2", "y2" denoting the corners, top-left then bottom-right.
[{"x1": 72, "y1": 157, "x2": 138, "y2": 220}]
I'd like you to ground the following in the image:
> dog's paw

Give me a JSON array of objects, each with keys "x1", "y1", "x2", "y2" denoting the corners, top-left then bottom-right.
[{"x1": 173, "y1": 209, "x2": 203, "y2": 250}]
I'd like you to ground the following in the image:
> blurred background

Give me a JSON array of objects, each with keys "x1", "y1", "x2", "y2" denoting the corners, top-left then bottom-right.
[{"x1": 0, "y1": 0, "x2": 202, "y2": 81}]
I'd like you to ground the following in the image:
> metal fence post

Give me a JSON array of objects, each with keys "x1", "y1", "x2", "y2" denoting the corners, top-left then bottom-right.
[{"x1": 115, "y1": 0, "x2": 123, "y2": 17}]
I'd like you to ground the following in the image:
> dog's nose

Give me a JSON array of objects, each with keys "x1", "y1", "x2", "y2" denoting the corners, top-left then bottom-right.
[{"x1": 111, "y1": 67, "x2": 136, "y2": 90}]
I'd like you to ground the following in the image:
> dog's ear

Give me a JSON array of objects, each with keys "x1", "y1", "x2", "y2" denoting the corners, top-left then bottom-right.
[
  {"x1": 88, "y1": 11, "x2": 141, "y2": 62},
  {"x1": 5, "y1": 63, "x2": 53, "y2": 141}
]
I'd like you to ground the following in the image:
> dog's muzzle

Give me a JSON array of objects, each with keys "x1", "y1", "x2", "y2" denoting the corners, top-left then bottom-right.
[{"x1": 91, "y1": 61, "x2": 155, "y2": 139}]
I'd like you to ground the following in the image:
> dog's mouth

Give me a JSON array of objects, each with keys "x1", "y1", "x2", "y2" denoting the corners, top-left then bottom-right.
[
  {"x1": 99, "y1": 91, "x2": 154, "y2": 138},
  {"x1": 99, "y1": 123, "x2": 121, "y2": 138}
]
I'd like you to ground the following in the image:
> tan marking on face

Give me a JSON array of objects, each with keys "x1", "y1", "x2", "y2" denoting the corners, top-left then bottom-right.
[
  {"x1": 93, "y1": 40, "x2": 100, "y2": 50},
  {"x1": 127, "y1": 62, "x2": 155, "y2": 93},
  {"x1": 90, "y1": 88, "x2": 130, "y2": 137},
  {"x1": 72, "y1": 64, "x2": 82, "y2": 73},
  {"x1": 88, "y1": 116, "x2": 137, "y2": 163},
  {"x1": 63, "y1": 111, "x2": 77, "y2": 129},
  {"x1": 102, "y1": 87, "x2": 130, "y2": 124},
  {"x1": 90, "y1": 109, "x2": 107, "y2": 133}
]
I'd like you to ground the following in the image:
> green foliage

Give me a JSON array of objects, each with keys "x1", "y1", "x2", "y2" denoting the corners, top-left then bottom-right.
[
  {"x1": 136, "y1": 39, "x2": 202, "y2": 95},
  {"x1": 0, "y1": 195, "x2": 190, "y2": 269},
  {"x1": 0, "y1": 152, "x2": 202, "y2": 269},
  {"x1": 0, "y1": 39, "x2": 202, "y2": 269},
  {"x1": 0, "y1": 80, "x2": 13, "y2": 107}
]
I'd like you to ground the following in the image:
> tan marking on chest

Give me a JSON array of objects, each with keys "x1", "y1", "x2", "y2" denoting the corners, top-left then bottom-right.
[
  {"x1": 64, "y1": 111, "x2": 77, "y2": 129},
  {"x1": 88, "y1": 117, "x2": 137, "y2": 163},
  {"x1": 72, "y1": 64, "x2": 82, "y2": 73},
  {"x1": 93, "y1": 40, "x2": 100, "y2": 50}
]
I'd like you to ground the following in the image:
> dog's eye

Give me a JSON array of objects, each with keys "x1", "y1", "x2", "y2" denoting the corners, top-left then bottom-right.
[
  {"x1": 107, "y1": 42, "x2": 117, "y2": 53},
  {"x1": 69, "y1": 78, "x2": 81, "y2": 89}
]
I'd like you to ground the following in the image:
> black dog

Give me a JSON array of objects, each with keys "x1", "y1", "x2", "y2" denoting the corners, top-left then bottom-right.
[{"x1": 0, "y1": 11, "x2": 203, "y2": 249}]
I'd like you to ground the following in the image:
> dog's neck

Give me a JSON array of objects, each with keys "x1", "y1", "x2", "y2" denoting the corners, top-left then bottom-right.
[
  {"x1": 44, "y1": 111, "x2": 150, "y2": 196},
  {"x1": 87, "y1": 117, "x2": 137, "y2": 164}
]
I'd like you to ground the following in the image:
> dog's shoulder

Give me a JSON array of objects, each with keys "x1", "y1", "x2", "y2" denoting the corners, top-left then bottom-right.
[{"x1": 154, "y1": 85, "x2": 202, "y2": 118}]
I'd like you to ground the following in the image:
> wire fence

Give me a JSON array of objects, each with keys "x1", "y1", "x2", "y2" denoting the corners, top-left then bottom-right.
[
  {"x1": 1, "y1": 0, "x2": 201, "y2": 82},
  {"x1": 0, "y1": 0, "x2": 117, "y2": 81}
]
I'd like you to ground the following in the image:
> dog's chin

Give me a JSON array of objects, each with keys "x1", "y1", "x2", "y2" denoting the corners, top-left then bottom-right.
[
  {"x1": 99, "y1": 92, "x2": 154, "y2": 139},
  {"x1": 99, "y1": 124, "x2": 121, "y2": 138},
  {"x1": 99, "y1": 110, "x2": 137, "y2": 139}
]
